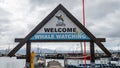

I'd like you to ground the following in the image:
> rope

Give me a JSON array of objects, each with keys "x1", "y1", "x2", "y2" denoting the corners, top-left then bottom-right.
[{"x1": 82, "y1": 0, "x2": 86, "y2": 68}]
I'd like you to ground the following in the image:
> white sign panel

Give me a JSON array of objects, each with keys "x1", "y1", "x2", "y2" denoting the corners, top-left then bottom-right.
[{"x1": 30, "y1": 10, "x2": 90, "y2": 40}]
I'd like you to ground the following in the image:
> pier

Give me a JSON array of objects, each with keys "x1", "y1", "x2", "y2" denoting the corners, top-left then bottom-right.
[
  {"x1": 47, "y1": 60, "x2": 63, "y2": 68},
  {"x1": 34, "y1": 59, "x2": 63, "y2": 68}
]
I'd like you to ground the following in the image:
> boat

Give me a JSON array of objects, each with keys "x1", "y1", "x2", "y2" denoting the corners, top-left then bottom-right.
[{"x1": 65, "y1": 56, "x2": 120, "y2": 68}]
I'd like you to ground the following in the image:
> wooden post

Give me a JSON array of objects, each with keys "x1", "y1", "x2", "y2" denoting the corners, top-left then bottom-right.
[
  {"x1": 26, "y1": 41, "x2": 31, "y2": 68},
  {"x1": 90, "y1": 41, "x2": 95, "y2": 68},
  {"x1": 64, "y1": 55, "x2": 66, "y2": 68}
]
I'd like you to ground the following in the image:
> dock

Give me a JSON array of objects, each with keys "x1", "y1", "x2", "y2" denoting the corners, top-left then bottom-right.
[
  {"x1": 47, "y1": 60, "x2": 63, "y2": 68},
  {"x1": 34, "y1": 60, "x2": 63, "y2": 68}
]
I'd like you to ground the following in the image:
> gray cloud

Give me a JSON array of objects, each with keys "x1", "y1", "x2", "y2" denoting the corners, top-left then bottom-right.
[
  {"x1": 29, "y1": 0, "x2": 80, "y2": 6},
  {"x1": 0, "y1": 8, "x2": 11, "y2": 24},
  {"x1": 0, "y1": 7, "x2": 11, "y2": 38},
  {"x1": 0, "y1": 8, "x2": 11, "y2": 16},
  {"x1": 0, "y1": 0, "x2": 120, "y2": 50},
  {"x1": 29, "y1": 0, "x2": 81, "y2": 12},
  {"x1": 85, "y1": 0, "x2": 120, "y2": 19},
  {"x1": 0, "y1": 19, "x2": 9, "y2": 23},
  {"x1": 87, "y1": 7, "x2": 120, "y2": 38}
]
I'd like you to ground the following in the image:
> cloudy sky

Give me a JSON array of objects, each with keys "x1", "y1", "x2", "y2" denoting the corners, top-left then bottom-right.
[{"x1": 0, "y1": 0, "x2": 120, "y2": 52}]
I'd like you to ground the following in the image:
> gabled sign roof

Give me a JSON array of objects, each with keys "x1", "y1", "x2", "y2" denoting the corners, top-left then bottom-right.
[{"x1": 8, "y1": 4, "x2": 111, "y2": 57}]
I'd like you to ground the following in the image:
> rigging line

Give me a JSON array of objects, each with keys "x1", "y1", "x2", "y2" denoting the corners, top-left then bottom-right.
[{"x1": 82, "y1": 0, "x2": 86, "y2": 68}]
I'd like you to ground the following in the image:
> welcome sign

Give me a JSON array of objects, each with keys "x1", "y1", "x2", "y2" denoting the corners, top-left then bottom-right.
[{"x1": 30, "y1": 10, "x2": 90, "y2": 40}]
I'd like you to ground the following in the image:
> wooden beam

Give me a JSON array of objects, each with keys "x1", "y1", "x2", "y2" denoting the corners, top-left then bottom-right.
[
  {"x1": 26, "y1": 42, "x2": 31, "y2": 68},
  {"x1": 15, "y1": 38, "x2": 105, "y2": 42},
  {"x1": 26, "y1": 42, "x2": 31, "y2": 62},
  {"x1": 90, "y1": 41, "x2": 95, "y2": 68},
  {"x1": 16, "y1": 56, "x2": 26, "y2": 59}
]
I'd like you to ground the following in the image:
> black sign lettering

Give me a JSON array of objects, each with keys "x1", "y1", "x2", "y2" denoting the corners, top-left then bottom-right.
[{"x1": 44, "y1": 28, "x2": 77, "y2": 32}]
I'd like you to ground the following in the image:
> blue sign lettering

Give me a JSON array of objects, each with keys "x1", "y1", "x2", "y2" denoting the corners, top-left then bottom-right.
[{"x1": 30, "y1": 32, "x2": 90, "y2": 40}]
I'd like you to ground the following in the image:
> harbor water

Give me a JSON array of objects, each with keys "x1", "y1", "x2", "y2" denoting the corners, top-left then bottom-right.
[
  {"x1": 0, "y1": 57, "x2": 25, "y2": 68},
  {"x1": 0, "y1": 57, "x2": 120, "y2": 68}
]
